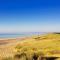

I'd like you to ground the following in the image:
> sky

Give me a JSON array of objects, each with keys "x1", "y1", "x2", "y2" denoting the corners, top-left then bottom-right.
[{"x1": 0, "y1": 0, "x2": 60, "y2": 33}]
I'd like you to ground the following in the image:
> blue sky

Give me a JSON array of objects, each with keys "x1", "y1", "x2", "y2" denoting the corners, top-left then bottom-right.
[{"x1": 0, "y1": 0, "x2": 60, "y2": 33}]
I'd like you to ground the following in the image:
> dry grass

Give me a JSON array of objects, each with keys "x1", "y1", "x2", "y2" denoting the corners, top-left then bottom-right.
[{"x1": 0, "y1": 33, "x2": 60, "y2": 60}]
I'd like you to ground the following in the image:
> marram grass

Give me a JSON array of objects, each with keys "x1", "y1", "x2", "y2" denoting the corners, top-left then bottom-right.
[{"x1": 0, "y1": 33, "x2": 60, "y2": 60}]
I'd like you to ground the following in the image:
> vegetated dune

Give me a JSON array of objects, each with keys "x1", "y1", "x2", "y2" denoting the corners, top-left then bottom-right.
[{"x1": 0, "y1": 33, "x2": 60, "y2": 60}]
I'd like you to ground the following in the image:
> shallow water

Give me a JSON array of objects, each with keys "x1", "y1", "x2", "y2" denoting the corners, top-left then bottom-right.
[{"x1": 0, "y1": 32, "x2": 45, "y2": 38}]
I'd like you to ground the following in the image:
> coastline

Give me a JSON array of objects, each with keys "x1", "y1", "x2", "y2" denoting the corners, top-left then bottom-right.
[{"x1": 0, "y1": 35, "x2": 33, "y2": 45}]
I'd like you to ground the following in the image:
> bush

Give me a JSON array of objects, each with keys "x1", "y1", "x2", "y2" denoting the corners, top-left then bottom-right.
[{"x1": 14, "y1": 52, "x2": 28, "y2": 60}]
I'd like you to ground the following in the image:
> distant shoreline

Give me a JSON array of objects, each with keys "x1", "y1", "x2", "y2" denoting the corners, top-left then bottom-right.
[
  {"x1": 0, "y1": 32, "x2": 45, "y2": 38},
  {"x1": 0, "y1": 36, "x2": 27, "y2": 45}
]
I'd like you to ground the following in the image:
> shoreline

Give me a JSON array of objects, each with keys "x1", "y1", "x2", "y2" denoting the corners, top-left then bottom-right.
[
  {"x1": 0, "y1": 37, "x2": 26, "y2": 45},
  {"x1": 0, "y1": 36, "x2": 32, "y2": 45}
]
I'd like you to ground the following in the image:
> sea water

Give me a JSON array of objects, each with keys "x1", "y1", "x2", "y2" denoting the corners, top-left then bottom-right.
[{"x1": 0, "y1": 32, "x2": 45, "y2": 38}]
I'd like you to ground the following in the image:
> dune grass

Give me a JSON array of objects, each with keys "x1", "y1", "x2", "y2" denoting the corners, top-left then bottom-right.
[{"x1": 0, "y1": 33, "x2": 60, "y2": 60}]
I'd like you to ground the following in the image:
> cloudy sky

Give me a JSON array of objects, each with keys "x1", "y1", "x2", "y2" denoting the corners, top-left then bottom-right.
[{"x1": 0, "y1": 0, "x2": 60, "y2": 33}]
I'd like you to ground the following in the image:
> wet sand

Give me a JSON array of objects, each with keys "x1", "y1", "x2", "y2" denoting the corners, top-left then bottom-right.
[{"x1": 0, "y1": 37, "x2": 31, "y2": 45}]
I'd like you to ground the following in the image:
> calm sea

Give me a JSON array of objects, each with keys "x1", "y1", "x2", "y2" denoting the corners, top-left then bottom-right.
[{"x1": 0, "y1": 32, "x2": 45, "y2": 38}]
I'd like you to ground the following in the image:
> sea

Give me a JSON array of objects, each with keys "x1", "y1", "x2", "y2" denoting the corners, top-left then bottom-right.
[{"x1": 0, "y1": 32, "x2": 45, "y2": 38}]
